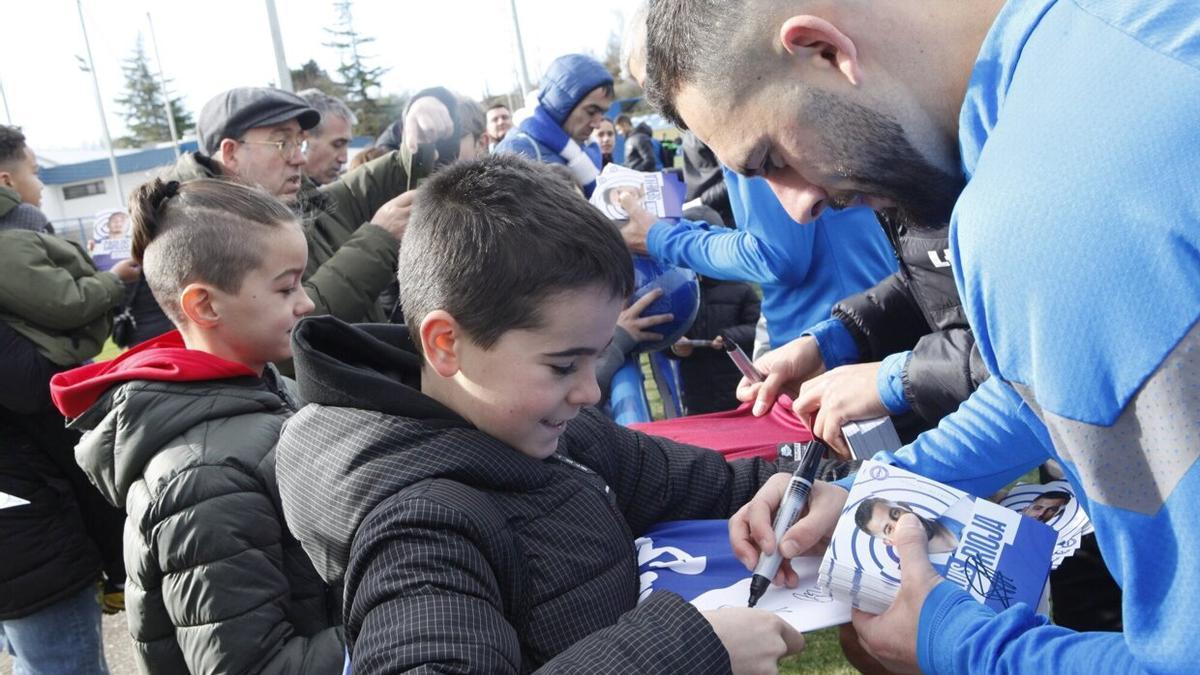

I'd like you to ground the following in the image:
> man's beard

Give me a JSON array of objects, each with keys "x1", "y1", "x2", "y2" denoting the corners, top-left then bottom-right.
[{"x1": 806, "y1": 90, "x2": 965, "y2": 228}]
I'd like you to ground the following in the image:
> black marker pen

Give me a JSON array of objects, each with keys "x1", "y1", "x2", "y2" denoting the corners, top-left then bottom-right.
[
  {"x1": 748, "y1": 440, "x2": 826, "y2": 608},
  {"x1": 721, "y1": 333, "x2": 765, "y2": 384}
]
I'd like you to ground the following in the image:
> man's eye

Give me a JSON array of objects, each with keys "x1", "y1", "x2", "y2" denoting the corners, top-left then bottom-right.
[{"x1": 550, "y1": 363, "x2": 577, "y2": 376}]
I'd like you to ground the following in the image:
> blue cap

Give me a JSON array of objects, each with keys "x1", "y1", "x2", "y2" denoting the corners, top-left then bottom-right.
[{"x1": 538, "y1": 54, "x2": 613, "y2": 126}]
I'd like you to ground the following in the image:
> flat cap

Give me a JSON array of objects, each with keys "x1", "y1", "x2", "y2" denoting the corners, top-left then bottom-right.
[{"x1": 198, "y1": 87, "x2": 321, "y2": 155}]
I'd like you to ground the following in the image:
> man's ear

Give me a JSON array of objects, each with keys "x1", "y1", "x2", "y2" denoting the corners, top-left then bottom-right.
[
  {"x1": 779, "y1": 16, "x2": 862, "y2": 86},
  {"x1": 0, "y1": 169, "x2": 12, "y2": 190},
  {"x1": 420, "y1": 310, "x2": 462, "y2": 378},
  {"x1": 218, "y1": 138, "x2": 241, "y2": 173},
  {"x1": 180, "y1": 283, "x2": 220, "y2": 328}
]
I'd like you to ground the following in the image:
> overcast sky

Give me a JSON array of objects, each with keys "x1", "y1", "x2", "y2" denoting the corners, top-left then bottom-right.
[{"x1": 3, "y1": 0, "x2": 640, "y2": 151}]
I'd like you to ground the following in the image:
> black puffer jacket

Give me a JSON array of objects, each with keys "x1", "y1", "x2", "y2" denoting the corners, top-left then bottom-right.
[
  {"x1": 681, "y1": 132, "x2": 733, "y2": 227},
  {"x1": 831, "y1": 212, "x2": 989, "y2": 424},
  {"x1": 65, "y1": 348, "x2": 343, "y2": 674},
  {"x1": 0, "y1": 321, "x2": 101, "y2": 621},
  {"x1": 277, "y1": 317, "x2": 783, "y2": 674},
  {"x1": 673, "y1": 278, "x2": 760, "y2": 415},
  {"x1": 623, "y1": 123, "x2": 658, "y2": 172}
]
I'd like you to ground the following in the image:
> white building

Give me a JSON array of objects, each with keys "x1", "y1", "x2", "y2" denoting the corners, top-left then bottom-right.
[
  {"x1": 38, "y1": 136, "x2": 375, "y2": 245},
  {"x1": 38, "y1": 141, "x2": 200, "y2": 244}
]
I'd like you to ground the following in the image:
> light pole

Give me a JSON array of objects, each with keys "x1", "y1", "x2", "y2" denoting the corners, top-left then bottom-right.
[
  {"x1": 508, "y1": 0, "x2": 532, "y2": 95},
  {"x1": 146, "y1": 12, "x2": 181, "y2": 158},
  {"x1": 265, "y1": 0, "x2": 294, "y2": 91},
  {"x1": 75, "y1": 0, "x2": 125, "y2": 208}
]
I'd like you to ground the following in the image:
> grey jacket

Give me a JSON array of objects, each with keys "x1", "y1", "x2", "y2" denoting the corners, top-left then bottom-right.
[{"x1": 69, "y1": 365, "x2": 343, "y2": 674}]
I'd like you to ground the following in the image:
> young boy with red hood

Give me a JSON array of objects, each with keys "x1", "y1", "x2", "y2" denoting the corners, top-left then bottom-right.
[{"x1": 50, "y1": 178, "x2": 344, "y2": 674}]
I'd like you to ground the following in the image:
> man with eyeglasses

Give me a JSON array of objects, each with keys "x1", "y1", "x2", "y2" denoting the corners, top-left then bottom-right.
[{"x1": 160, "y1": 87, "x2": 452, "y2": 331}]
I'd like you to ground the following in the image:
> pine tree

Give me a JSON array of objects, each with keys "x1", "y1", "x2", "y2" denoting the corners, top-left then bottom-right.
[
  {"x1": 324, "y1": 1, "x2": 392, "y2": 136},
  {"x1": 114, "y1": 36, "x2": 192, "y2": 148},
  {"x1": 290, "y1": 60, "x2": 345, "y2": 97}
]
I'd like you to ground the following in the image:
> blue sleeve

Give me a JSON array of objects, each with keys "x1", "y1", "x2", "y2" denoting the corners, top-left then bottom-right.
[
  {"x1": 919, "y1": 582, "x2": 1146, "y2": 675},
  {"x1": 804, "y1": 318, "x2": 860, "y2": 369},
  {"x1": 645, "y1": 218, "x2": 816, "y2": 286},
  {"x1": 876, "y1": 351, "x2": 912, "y2": 415},
  {"x1": 837, "y1": 377, "x2": 1049, "y2": 496}
]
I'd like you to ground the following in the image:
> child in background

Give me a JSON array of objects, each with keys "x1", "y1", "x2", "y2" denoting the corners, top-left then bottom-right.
[
  {"x1": 50, "y1": 178, "x2": 344, "y2": 674},
  {"x1": 668, "y1": 205, "x2": 761, "y2": 415},
  {"x1": 275, "y1": 154, "x2": 804, "y2": 674}
]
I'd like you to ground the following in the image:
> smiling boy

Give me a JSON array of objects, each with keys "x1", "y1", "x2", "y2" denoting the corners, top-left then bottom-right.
[
  {"x1": 50, "y1": 178, "x2": 343, "y2": 674},
  {"x1": 276, "y1": 154, "x2": 806, "y2": 673}
]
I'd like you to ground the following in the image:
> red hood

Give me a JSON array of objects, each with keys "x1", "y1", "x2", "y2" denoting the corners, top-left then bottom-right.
[{"x1": 51, "y1": 330, "x2": 259, "y2": 418}]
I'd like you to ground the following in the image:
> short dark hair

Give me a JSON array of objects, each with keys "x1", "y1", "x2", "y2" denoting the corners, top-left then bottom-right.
[
  {"x1": 644, "y1": 0, "x2": 755, "y2": 128},
  {"x1": 486, "y1": 102, "x2": 510, "y2": 113},
  {"x1": 129, "y1": 177, "x2": 298, "y2": 324},
  {"x1": 399, "y1": 154, "x2": 634, "y2": 353},
  {"x1": 1038, "y1": 490, "x2": 1072, "y2": 504},
  {"x1": 0, "y1": 125, "x2": 28, "y2": 167},
  {"x1": 616, "y1": 114, "x2": 632, "y2": 126},
  {"x1": 854, "y1": 498, "x2": 885, "y2": 534}
]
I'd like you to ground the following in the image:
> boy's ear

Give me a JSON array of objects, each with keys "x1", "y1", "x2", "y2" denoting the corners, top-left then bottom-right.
[
  {"x1": 0, "y1": 169, "x2": 13, "y2": 189},
  {"x1": 180, "y1": 283, "x2": 220, "y2": 328},
  {"x1": 420, "y1": 310, "x2": 462, "y2": 378}
]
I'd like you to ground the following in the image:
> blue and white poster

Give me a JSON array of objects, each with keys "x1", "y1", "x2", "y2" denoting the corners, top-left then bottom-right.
[{"x1": 636, "y1": 519, "x2": 851, "y2": 632}]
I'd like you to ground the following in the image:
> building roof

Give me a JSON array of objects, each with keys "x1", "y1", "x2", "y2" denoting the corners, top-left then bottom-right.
[
  {"x1": 39, "y1": 141, "x2": 199, "y2": 186},
  {"x1": 38, "y1": 135, "x2": 378, "y2": 186}
]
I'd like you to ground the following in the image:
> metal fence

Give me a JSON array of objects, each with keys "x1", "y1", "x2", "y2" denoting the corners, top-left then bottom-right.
[{"x1": 50, "y1": 218, "x2": 93, "y2": 247}]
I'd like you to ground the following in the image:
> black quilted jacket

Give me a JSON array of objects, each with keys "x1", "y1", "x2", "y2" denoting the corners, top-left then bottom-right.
[
  {"x1": 832, "y1": 212, "x2": 989, "y2": 424},
  {"x1": 277, "y1": 316, "x2": 783, "y2": 674},
  {"x1": 69, "y1": 365, "x2": 343, "y2": 674}
]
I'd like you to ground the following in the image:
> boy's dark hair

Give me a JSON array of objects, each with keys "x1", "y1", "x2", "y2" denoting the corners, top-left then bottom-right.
[
  {"x1": 0, "y1": 125, "x2": 28, "y2": 167},
  {"x1": 616, "y1": 114, "x2": 632, "y2": 126},
  {"x1": 486, "y1": 102, "x2": 510, "y2": 113},
  {"x1": 400, "y1": 154, "x2": 634, "y2": 353},
  {"x1": 129, "y1": 177, "x2": 298, "y2": 324}
]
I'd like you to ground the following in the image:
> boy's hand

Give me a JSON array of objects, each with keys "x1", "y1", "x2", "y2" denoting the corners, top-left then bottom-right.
[
  {"x1": 372, "y1": 191, "x2": 416, "y2": 240},
  {"x1": 730, "y1": 476, "x2": 846, "y2": 585},
  {"x1": 852, "y1": 514, "x2": 943, "y2": 674},
  {"x1": 736, "y1": 335, "x2": 826, "y2": 417},
  {"x1": 702, "y1": 607, "x2": 806, "y2": 674},
  {"x1": 618, "y1": 288, "x2": 673, "y2": 343},
  {"x1": 793, "y1": 362, "x2": 889, "y2": 459},
  {"x1": 618, "y1": 190, "x2": 657, "y2": 255},
  {"x1": 110, "y1": 258, "x2": 141, "y2": 283}
]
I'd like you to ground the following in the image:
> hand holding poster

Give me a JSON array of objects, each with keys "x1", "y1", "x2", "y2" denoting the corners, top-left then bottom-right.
[
  {"x1": 820, "y1": 461, "x2": 1057, "y2": 615},
  {"x1": 588, "y1": 164, "x2": 685, "y2": 221}
]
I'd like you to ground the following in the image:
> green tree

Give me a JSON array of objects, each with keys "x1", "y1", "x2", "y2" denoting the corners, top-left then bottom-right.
[
  {"x1": 324, "y1": 0, "x2": 392, "y2": 136},
  {"x1": 113, "y1": 35, "x2": 193, "y2": 148},
  {"x1": 290, "y1": 59, "x2": 345, "y2": 97}
]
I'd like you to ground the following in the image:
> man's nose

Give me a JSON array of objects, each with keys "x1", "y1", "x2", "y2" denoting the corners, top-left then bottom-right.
[{"x1": 765, "y1": 172, "x2": 830, "y2": 224}]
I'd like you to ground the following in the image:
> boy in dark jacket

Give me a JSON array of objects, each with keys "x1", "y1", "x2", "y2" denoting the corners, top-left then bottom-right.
[
  {"x1": 51, "y1": 178, "x2": 344, "y2": 674},
  {"x1": 275, "y1": 154, "x2": 804, "y2": 674}
]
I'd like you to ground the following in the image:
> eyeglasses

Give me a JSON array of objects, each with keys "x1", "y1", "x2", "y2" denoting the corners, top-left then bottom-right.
[{"x1": 238, "y1": 137, "x2": 308, "y2": 158}]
